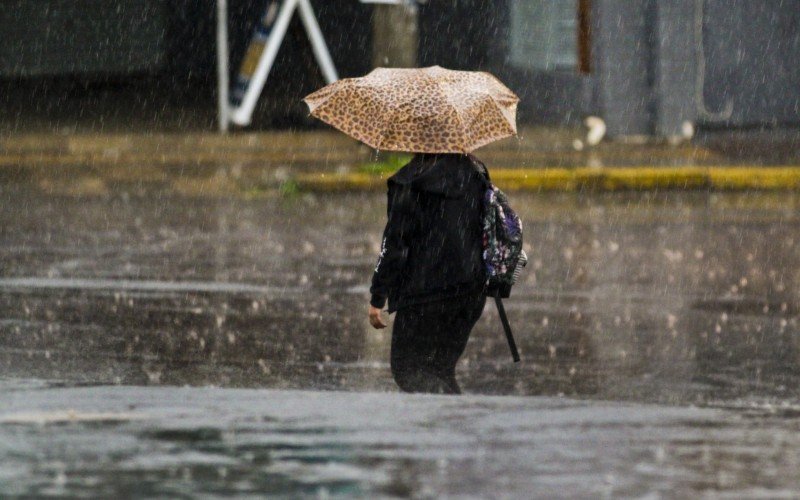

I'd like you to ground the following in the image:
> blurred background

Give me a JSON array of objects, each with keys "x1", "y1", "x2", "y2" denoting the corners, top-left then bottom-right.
[{"x1": 1, "y1": 0, "x2": 798, "y2": 136}]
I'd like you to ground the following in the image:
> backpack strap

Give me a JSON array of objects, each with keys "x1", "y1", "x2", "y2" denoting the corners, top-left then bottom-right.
[
  {"x1": 467, "y1": 154, "x2": 492, "y2": 186},
  {"x1": 494, "y1": 296, "x2": 521, "y2": 363}
]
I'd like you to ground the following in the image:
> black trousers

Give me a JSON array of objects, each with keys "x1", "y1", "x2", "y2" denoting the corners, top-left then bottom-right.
[{"x1": 390, "y1": 291, "x2": 486, "y2": 394}]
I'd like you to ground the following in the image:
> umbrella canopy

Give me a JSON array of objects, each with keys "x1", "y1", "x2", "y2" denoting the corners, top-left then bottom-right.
[{"x1": 303, "y1": 66, "x2": 519, "y2": 153}]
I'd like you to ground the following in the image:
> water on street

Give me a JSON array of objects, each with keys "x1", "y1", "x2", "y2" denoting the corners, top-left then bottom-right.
[{"x1": 2, "y1": 184, "x2": 800, "y2": 497}]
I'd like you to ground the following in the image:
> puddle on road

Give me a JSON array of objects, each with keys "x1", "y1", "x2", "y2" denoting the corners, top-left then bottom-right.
[{"x1": 1, "y1": 387, "x2": 799, "y2": 498}]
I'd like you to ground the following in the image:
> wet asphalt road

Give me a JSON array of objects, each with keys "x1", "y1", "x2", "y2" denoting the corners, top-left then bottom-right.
[
  {"x1": 2, "y1": 185, "x2": 800, "y2": 497},
  {"x1": 3, "y1": 385, "x2": 800, "y2": 498}
]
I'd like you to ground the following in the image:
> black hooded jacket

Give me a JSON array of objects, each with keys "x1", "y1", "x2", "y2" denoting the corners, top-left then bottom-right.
[{"x1": 370, "y1": 153, "x2": 488, "y2": 312}]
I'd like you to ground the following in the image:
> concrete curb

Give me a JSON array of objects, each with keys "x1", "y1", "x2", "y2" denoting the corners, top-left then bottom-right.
[
  {"x1": 0, "y1": 132, "x2": 369, "y2": 168},
  {"x1": 294, "y1": 166, "x2": 800, "y2": 192}
]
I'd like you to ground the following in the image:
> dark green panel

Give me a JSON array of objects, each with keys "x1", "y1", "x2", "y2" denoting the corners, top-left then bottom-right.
[{"x1": 0, "y1": 0, "x2": 167, "y2": 76}]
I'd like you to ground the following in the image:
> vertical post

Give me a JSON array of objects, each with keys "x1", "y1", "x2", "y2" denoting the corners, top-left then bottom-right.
[
  {"x1": 592, "y1": 0, "x2": 653, "y2": 136},
  {"x1": 371, "y1": 2, "x2": 418, "y2": 68},
  {"x1": 216, "y1": 0, "x2": 230, "y2": 132},
  {"x1": 653, "y1": 0, "x2": 697, "y2": 138},
  {"x1": 578, "y1": 0, "x2": 592, "y2": 74}
]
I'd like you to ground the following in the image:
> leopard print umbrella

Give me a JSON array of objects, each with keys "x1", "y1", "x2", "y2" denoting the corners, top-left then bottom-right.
[{"x1": 303, "y1": 66, "x2": 519, "y2": 153}]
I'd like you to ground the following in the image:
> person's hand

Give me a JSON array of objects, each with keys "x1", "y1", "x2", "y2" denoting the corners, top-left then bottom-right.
[{"x1": 369, "y1": 305, "x2": 387, "y2": 329}]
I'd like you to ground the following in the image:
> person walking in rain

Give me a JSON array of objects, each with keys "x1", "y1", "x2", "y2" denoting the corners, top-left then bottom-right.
[
  {"x1": 304, "y1": 66, "x2": 519, "y2": 394},
  {"x1": 367, "y1": 153, "x2": 489, "y2": 393}
]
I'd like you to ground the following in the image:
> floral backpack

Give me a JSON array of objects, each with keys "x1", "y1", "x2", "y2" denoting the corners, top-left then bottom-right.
[
  {"x1": 471, "y1": 156, "x2": 527, "y2": 362},
  {"x1": 481, "y1": 185, "x2": 528, "y2": 299}
]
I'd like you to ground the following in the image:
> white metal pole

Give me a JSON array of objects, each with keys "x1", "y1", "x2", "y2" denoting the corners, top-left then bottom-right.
[
  {"x1": 216, "y1": 0, "x2": 230, "y2": 132},
  {"x1": 297, "y1": 0, "x2": 339, "y2": 84},
  {"x1": 229, "y1": 0, "x2": 300, "y2": 126}
]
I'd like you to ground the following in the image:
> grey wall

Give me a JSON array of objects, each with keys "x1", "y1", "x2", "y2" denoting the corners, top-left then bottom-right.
[
  {"x1": 593, "y1": 0, "x2": 800, "y2": 136},
  {"x1": 592, "y1": 0, "x2": 655, "y2": 136},
  {"x1": 701, "y1": 0, "x2": 800, "y2": 126},
  {"x1": 654, "y1": 1, "x2": 698, "y2": 136}
]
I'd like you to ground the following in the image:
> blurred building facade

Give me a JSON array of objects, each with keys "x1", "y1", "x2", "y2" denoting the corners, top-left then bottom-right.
[
  {"x1": 1, "y1": 0, "x2": 798, "y2": 137},
  {"x1": 421, "y1": 0, "x2": 800, "y2": 137}
]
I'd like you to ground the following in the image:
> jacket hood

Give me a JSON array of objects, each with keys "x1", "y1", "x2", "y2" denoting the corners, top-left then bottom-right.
[{"x1": 388, "y1": 154, "x2": 483, "y2": 198}]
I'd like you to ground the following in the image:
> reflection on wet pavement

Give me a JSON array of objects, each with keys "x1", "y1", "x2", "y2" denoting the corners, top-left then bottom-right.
[
  {"x1": 2, "y1": 187, "x2": 799, "y2": 405},
  {"x1": 2, "y1": 386, "x2": 799, "y2": 498}
]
